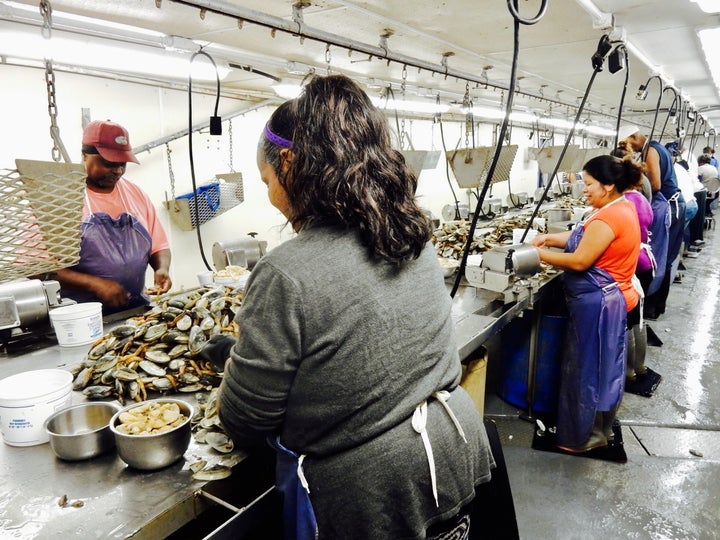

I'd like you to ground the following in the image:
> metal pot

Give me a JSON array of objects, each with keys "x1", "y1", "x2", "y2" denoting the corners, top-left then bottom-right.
[{"x1": 546, "y1": 208, "x2": 572, "y2": 223}]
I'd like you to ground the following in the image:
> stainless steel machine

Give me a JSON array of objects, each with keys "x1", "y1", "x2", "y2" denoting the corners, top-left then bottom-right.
[
  {"x1": 464, "y1": 244, "x2": 542, "y2": 303},
  {"x1": 212, "y1": 236, "x2": 268, "y2": 271},
  {"x1": 0, "y1": 279, "x2": 73, "y2": 345}
]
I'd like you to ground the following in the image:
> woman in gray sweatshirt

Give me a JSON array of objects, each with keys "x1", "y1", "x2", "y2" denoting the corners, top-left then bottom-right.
[{"x1": 210, "y1": 74, "x2": 494, "y2": 540}]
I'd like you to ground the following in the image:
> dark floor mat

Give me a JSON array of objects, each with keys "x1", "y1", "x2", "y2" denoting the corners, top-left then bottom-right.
[
  {"x1": 624, "y1": 367, "x2": 662, "y2": 397},
  {"x1": 531, "y1": 416, "x2": 628, "y2": 463}
]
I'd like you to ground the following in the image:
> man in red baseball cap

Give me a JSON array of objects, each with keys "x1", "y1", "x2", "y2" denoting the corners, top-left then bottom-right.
[
  {"x1": 52, "y1": 120, "x2": 172, "y2": 313},
  {"x1": 81, "y1": 120, "x2": 140, "y2": 164}
]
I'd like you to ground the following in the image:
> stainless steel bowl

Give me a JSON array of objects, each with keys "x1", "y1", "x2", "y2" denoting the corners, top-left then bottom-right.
[
  {"x1": 44, "y1": 402, "x2": 120, "y2": 461},
  {"x1": 109, "y1": 398, "x2": 193, "y2": 471}
]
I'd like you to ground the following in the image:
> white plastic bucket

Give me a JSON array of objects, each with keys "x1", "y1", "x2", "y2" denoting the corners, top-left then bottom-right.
[
  {"x1": 0, "y1": 369, "x2": 73, "y2": 446},
  {"x1": 49, "y1": 302, "x2": 103, "y2": 347}
]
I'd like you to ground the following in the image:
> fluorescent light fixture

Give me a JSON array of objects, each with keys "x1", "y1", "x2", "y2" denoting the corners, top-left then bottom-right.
[
  {"x1": 2, "y1": 1, "x2": 165, "y2": 37},
  {"x1": 0, "y1": 28, "x2": 229, "y2": 81},
  {"x1": 699, "y1": 27, "x2": 720, "y2": 96},
  {"x1": 372, "y1": 96, "x2": 450, "y2": 115},
  {"x1": 690, "y1": 0, "x2": 720, "y2": 13},
  {"x1": 583, "y1": 124, "x2": 617, "y2": 136}
]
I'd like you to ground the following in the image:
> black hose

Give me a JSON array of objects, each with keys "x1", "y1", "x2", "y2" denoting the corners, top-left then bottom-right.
[
  {"x1": 449, "y1": 0, "x2": 547, "y2": 298},
  {"x1": 520, "y1": 67, "x2": 603, "y2": 244},
  {"x1": 612, "y1": 46, "x2": 629, "y2": 150},
  {"x1": 187, "y1": 50, "x2": 221, "y2": 272}
]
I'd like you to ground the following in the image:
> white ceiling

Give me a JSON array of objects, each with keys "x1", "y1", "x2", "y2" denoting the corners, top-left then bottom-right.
[{"x1": 2, "y1": 0, "x2": 719, "y2": 143}]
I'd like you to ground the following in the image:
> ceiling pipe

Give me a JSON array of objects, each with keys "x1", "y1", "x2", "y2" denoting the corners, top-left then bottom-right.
[
  {"x1": 170, "y1": 0, "x2": 614, "y2": 120},
  {"x1": 132, "y1": 98, "x2": 279, "y2": 155}
]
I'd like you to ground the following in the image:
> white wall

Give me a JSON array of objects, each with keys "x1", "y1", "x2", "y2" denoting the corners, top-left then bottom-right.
[{"x1": 1, "y1": 64, "x2": 545, "y2": 291}]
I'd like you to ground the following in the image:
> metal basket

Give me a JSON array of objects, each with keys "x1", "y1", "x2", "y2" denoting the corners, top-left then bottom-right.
[
  {"x1": 0, "y1": 160, "x2": 86, "y2": 282},
  {"x1": 164, "y1": 173, "x2": 244, "y2": 231}
]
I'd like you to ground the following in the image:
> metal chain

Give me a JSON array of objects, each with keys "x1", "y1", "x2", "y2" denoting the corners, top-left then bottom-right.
[
  {"x1": 39, "y1": 0, "x2": 52, "y2": 39},
  {"x1": 228, "y1": 120, "x2": 235, "y2": 172},
  {"x1": 44, "y1": 61, "x2": 63, "y2": 162},
  {"x1": 40, "y1": 0, "x2": 70, "y2": 162},
  {"x1": 166, "y1": 144, "x2": 177, "y2": 200},
  {"x1": 463, "y1": 82, "x2": 472, "y2": 150}
]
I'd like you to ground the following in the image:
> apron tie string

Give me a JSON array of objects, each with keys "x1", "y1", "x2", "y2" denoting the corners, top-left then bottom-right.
[
  {"x1": 412, "y1": 391, "x2": 469, "y2": 508},
  {"x1": 412, "y1": 401, "x2": 438, "y2": 507}
]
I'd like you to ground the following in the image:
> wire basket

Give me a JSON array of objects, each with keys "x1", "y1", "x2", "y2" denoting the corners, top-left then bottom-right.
[
  {"x1": 1, "y1": 160, "x2": 86, "y2": 282},
  {"x1": 164, "y1": 173, "x2": 244, "y2": 231}
]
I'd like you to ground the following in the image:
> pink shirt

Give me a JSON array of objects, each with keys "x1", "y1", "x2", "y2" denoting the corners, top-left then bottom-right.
[{"x1": 84, "y1": 178, "x2": 169, "y2": 255}]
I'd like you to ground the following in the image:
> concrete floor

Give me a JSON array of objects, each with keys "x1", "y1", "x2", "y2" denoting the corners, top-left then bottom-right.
[{"x1": 485, "y1": 222, "x2": 720, "y2": 540}]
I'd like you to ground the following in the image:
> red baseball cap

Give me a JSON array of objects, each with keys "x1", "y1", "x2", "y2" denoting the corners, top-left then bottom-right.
[{"x1": 82, "y1": 120, "x2": 139, "y2": 164}]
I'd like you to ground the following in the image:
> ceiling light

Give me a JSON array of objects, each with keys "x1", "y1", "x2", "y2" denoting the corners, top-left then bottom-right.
[
  {"x1": 2, "y1": 0, "x2": 164, "y2": 37},
  {"x1": 690, "y1": 0, "x2": 720, "y2": 13},
  {"x1": 0, "y1": 27, "x2": 229, "y2": 81},
  {"x1": 372, "y1": 96, "x2": 449, "y2": 115},
  {"x1": 699, "y1": 27, "x2": 720, "y2": 97}
]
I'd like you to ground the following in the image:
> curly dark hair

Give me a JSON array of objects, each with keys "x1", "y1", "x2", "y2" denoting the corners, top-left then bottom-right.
[
  {"x1": 259, "y1": 74, "x2": 432, "y2": 265},
  {"x1": 583, "y1": 154, "x2": 643, "y2": 192}
]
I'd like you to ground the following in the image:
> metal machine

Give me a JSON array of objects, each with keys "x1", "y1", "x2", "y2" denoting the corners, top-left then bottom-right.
[
  {"x1": 212, "y1": 236, "x2": 268, "y2": 271},
  {"x1": 464, "y1": 244, "x2": 542, "y2": 303},
  {"x1": 0, "y1": 279, "x2": 73, "y2": 345}
]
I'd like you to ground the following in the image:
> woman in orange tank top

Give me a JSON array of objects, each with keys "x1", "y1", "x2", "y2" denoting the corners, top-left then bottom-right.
[{"x1": 531, "y1": 154, "x2": 643, "y2": 454}]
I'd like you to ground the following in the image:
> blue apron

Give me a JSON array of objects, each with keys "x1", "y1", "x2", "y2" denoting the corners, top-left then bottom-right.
[
  {"x1": 557, "y1": 223, "x2": 627, "y2": 448},
  {"x1": 269, "y1": 436, "x2": 319, "y2": 540},
  {"x1": 646, "y1": 191, "x2": 670, "y2": 296},
  {"x1": 65, "y1": 188, "x2": 152, "y2": 312}
]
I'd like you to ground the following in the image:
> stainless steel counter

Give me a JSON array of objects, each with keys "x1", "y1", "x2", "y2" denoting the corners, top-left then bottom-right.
[
  {"x1": 0, "y1": 275, "x2": 560, "y2": 538},
  {"x1": 0, "y1": 332, "x2": 247, "y2": 540}
]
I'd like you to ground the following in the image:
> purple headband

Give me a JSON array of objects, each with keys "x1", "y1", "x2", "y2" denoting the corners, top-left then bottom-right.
[{"x1": 263, "y1": 124, "x2": 293, "y2": 149}]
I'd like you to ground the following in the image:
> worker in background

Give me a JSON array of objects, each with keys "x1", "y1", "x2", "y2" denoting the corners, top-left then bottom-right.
[
  {"x1": 201, "y1": 75, "x2": 496, "y2": 540},
  {"x1": 52, "y1": 120, "x2": 172, "y2": 314},
  {"x1": 703, "y1": 145, "x2": 718, "y2": 168},
  {"x1": 610, "y1": 144, "x2": 655, "y2": 388},
  {"x1": 619, "y1": 125, "x2": 685, "y2": 321},
  {"x1": 697, "y1": 153, "x2": 720, "y2": 216},
  {"x1": 531, "y1": 155, "x2": 642, "y2": 453}
]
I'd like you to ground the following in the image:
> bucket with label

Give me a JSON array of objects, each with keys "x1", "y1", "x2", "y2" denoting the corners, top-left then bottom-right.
[
  {"x1": 49, "y1": 302, "x2": 103, "y2": 347},
  {"x1": 0, "y1": 369, "x2": 73, "y2": 446}
]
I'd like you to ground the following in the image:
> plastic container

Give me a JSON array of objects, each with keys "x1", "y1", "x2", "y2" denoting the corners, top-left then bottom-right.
[
  {"x1": 497, "y1": 314, "x2": 566, "y2": 413},
  {"x1": 49, "y1": 302, "x2": 103, "y2": 347},
  {"x1": 0, "y1": 369, "x2": 73, "y2": 446}
]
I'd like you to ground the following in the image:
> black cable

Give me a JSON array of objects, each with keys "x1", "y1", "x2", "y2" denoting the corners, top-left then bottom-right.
[
  {"x1": 612, "y1": 46, "x2": 629, "y2": 150},
  {"x1": 520, "y1": 67, "x2": 603, "y2": 246},
  {"x1": 187, "y1": 49, "x2": 221, "y2": 272},
  {"x1": 449, "y1": 0, "x2": 547, "y2": 298},
  {"x1": 227, "y1": 62, "x2": 281, "y2": 83},
  {"x1": 506, "y1": 0, "x2": 548, "y2": 24},
  {"x1": 659, "y1": 88, "x2": 680, "y2": 142}
]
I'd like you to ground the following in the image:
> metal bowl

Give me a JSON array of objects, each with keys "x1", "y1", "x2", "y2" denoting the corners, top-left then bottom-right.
[
  {"x1": 44, "y1": 402, "x2": 120, "y2": 461},
  {"x1": 438, "y1": 257, "x2": 460, "y2": 277},
  {"x1": 109, "y1": 398, "x2": 193, "y2": 471}
]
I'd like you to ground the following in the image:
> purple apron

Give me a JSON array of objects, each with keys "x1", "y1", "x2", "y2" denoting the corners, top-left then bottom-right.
[
  {"x1": 65, "y1": 190, "x2": 152, "y2": 313},
  {"x1": 269, "y1": 436, "x2": 319, "y2": 540},
  {"x1": 647, "y1": 191, "x2": 670, "y2": 296},
  {"x1": 557, "y1": 224, "x2": 627, "y2": 448}
]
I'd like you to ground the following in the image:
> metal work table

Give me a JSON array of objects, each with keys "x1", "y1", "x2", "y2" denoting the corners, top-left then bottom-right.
[{"x1": 0, "y1": 275, "x2": 560, "y2": 538}]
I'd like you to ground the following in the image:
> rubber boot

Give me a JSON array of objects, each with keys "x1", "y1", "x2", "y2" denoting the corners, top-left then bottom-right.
[
  {"x1": 632, "y1": 324, "x2": 648, "y2": 377},
  {"x1": 625, "y1": 327, "x2": 636, "y2": 381},
  {"x1": 601, "y1": 406, "x2": 619, "y2": 443},
  {"x1": 557, "y1": 412, "x2": 607, "y2": 453}
]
